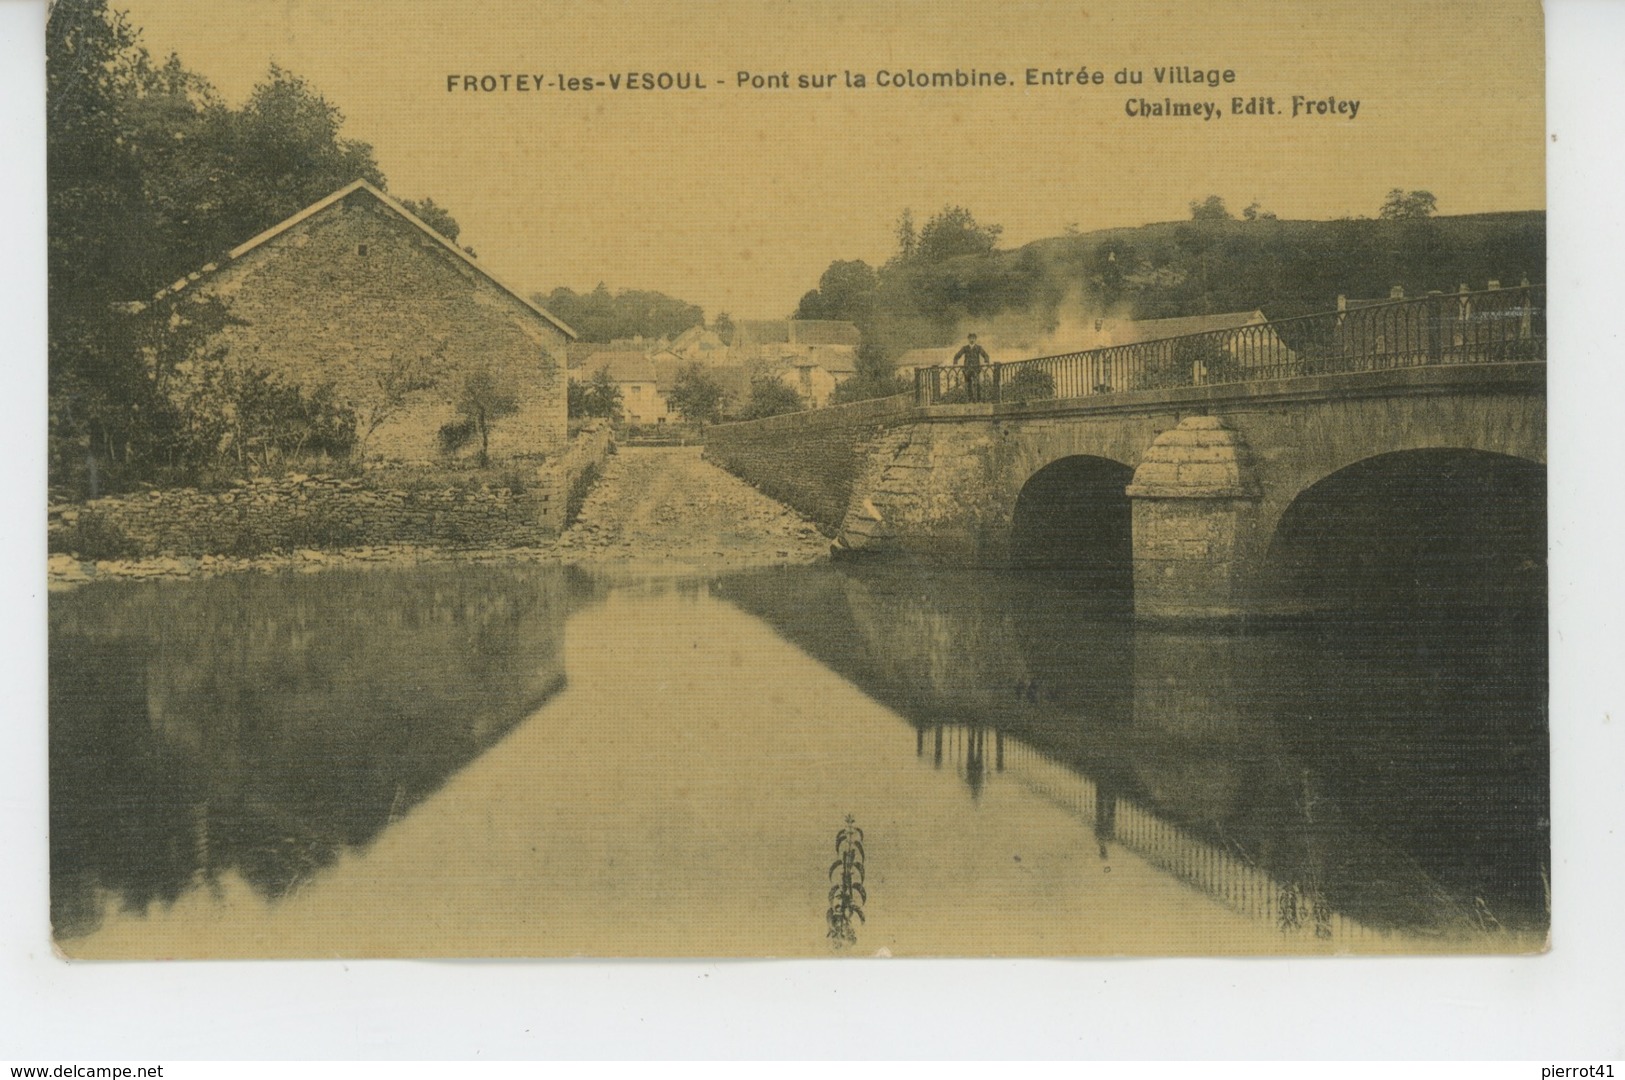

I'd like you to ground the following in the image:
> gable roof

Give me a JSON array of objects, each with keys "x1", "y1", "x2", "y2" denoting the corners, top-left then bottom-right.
[
  {"x1": 733, "y1": 318, "x2": 862, "y2": 348},
  {"x1": 671, "y1": 325, "x2": 723, "y2": 352},
  {"x1": 566, "y1": 342, "x2": 604, "y2": 368},
  {"x1": 788, "y1": 319, "x2": 862, "y2": 346},
  {"x1": 587, "y1": 351, "x2": 658, "y2": 383},
  {"x1": 145, "y1": 179, "x2": 577, "y2": 340}
]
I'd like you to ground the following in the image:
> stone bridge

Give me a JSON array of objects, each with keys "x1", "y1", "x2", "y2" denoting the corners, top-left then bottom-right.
[{"x1": 705, "y1": 359, "x2": 1545, "y2": 620}]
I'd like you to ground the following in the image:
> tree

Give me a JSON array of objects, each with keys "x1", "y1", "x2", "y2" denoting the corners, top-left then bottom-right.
[
  {"x1": 737, "y1": 375, "x2": 804, "y2": 420},
  {"x1": 796, "y1": 260, "x2": 878, "y2": 322},
  {"x1": 1189, "y1": 195, "x2": 1233, "y2": 223},
  {"x1": 831, "y1": 340, "x2": 911, "y2": 404},
  {"x1": 567, "y1": 367, "x2": 623, "y2": 419},
  {"x1": 711, "y1": 311, "x2": 735, "y2": 344},
  {"x1": 46, "y1": 0, "x2": 446, "y2": 492},
  {"x1": 537, "y1": 284, "x2": 704, "y2": 343},
  {"x1": 665, "y1": 363, "x2": 729, "y2": 426},
  {"x1": 398, "y1": 197, "x2": 462, "y2": 243},
  {"x1": 914, "y1": 205, "x2": 1003, "y2": 263},
  {"x1": 892, "y1": 208, "x2": 918, "y2": 264},
  {"x1": 165, "y1": 64, "x2": 386, "y2": 268},
  {"x1": 1242, "y1": 200, "x2": 1277, "y2": 222},
  {"x1": 440, "y1": 369, "x2": 519, "y2": 465},
  {"x1": 1380, "y1": 189, "x2": 1438, "y2": 219},
  {"x1": 357, "y1": 348, "x2": 441, "y2": 447}
]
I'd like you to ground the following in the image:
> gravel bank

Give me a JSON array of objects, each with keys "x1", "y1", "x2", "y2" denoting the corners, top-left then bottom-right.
[{"x1": 48, "y1": 446, "x2": 832, "y2": 591}]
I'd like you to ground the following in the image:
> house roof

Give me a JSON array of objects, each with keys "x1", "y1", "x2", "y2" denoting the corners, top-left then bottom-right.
[
  {"x1": 797, "y1": 345, "x2": 857, "y2": 373},
  {"x1": 1107, "y1": 310, "x2": 1268, "y2": 345},
  {"x1": 671, "y1": 325, "x2": 723, "y2": 352},
  {"x1": 790, "y1": 320, "x2": 862, "y2": 346},
  {"x1": 587, "y1": 351, "x2": 658, "y2": 383},
  {"x1": 566, "y1": 342, "x2": 604, "y2": 368},
  {"x1": 652, "y1": 357, "x2": 687, "y2": 394},
  {"x1": 734, "y1": 318, "x2": 861, "y2": 348},
  {"x1": 898, "y1": 347, "x2": 956, "y2": 370},
  {"x1": 143, "y1": 179, "x2": 577, "y2": 340},
  {"x1": 607, "y1": 337, "x2": 665, "y2": 353}
]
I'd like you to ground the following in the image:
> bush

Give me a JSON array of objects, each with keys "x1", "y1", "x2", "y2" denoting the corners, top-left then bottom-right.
[
  {"x1": 565, "y1": 461, "x2": 600, "y2": 525},
  {"x1": 49, "y1": 514, "x2": 145, "y2": 560},
  {"x1": 1000, "y1": 366, "x2": 1055, "y2": 402}
]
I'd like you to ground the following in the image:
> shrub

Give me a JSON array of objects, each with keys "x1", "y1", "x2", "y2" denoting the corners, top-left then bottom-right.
[
  {"x1": 1001, "y1": 366, "x2": 1056, "y2": 402},
  {"x1": 50, "y1": 514, "x2": 145, "y2": 560}
]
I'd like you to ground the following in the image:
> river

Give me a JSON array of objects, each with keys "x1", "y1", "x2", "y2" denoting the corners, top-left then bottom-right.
[{"x1": 47, "y1": 559, "x2": 1547, "y2": 957}]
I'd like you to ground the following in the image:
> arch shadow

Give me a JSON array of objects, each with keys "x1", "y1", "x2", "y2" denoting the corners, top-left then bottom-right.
[
  {"x1": 1265, "y1": 449, "x2": 1546, "y2": 619},
  {"x1": 1010, "y1": 455, "x2": 1135, "y2": 611}
]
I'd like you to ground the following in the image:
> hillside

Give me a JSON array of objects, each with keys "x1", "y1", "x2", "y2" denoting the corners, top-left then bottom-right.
[
  {"x1": 802, "y1": 209, "x2": 1546, "y2": 368},
  {"x1": 1015, "y1": 210, "x2": 1546, "y2": 322}
]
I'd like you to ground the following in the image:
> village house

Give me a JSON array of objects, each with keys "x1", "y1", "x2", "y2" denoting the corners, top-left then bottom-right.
[
  {"x1": 586, "y1": 350, "x2": 669, "y2": 426},
  {"x1": 670, "y1": 325, "x2": 730, "y2": 365},
  {"x1": 730, "y1": 319, "x2": 862, "y2": 407},
  {"x1": 778, "y1": 346, "x2": 859, "y2": 408},
  {"x1": 144, "y1": 179, "x2": 575, "y2": 463}
]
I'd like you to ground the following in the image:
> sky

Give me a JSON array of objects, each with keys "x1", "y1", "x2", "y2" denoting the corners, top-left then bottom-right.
[{"x1": 114, "y1": 0, "x2": 1545, "y2": 322}]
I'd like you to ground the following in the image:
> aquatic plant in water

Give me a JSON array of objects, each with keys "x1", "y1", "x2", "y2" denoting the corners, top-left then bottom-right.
[{"x1": 827, "y1": 815, "x2": 866, "y2": 947}]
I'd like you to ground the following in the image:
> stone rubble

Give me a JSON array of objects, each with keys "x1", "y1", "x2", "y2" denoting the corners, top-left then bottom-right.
[{"x1": 47, "y1": 445, "x2": 830, "y2": 591}]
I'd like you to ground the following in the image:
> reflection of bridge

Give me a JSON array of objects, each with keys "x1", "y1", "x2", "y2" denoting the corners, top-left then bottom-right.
[
  {"x1": 923, "y1": 722, "x2": 1389, "y2": 948},
  {"x1": 714, "y1": 565, "x2": 1547, "y2": 937},
  {"x1": 706, "y1": 287, "x2": 1546, "y2": 619}
]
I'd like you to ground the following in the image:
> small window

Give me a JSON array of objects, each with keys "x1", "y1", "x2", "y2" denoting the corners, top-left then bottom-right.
[{"x1": 358, "y1": 244, "x2": 369, "y2": 256}]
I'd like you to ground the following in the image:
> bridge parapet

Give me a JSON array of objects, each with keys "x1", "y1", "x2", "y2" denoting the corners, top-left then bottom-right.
[{"x1": 915, "y1": 284, "x2": 1545, "y2": 407}]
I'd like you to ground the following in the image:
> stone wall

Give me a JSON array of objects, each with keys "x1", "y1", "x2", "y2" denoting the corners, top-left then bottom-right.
[
  {"x1": 48, "y1": 424, "x2": 615, "y2": 559},
  {"x1": 702, "y1": 394, "x2": 915, "y2": 532}
]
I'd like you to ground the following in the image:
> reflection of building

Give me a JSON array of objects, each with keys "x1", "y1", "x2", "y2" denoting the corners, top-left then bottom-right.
[{"x1": 139, "y1": 180, "x2": 575, "y2": 462}]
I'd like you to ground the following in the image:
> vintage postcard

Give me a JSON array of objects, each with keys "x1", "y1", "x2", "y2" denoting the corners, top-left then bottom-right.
[{"x1": 45, "y1": 0, "x2": 1546, "y2": 958}]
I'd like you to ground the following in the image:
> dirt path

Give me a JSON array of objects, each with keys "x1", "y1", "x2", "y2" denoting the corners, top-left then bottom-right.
[{"x1": 559, "y1": 445, "x2": 830, "y2": 565}]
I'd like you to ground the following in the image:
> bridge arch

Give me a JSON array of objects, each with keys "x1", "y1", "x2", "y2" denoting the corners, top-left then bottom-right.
[
  {"x1": 1010, "y1": 454, "x2": 1135, "y2": 607},
  {"x1": 1262, "y1": 448, "x2": 1546, "y2": 616}
]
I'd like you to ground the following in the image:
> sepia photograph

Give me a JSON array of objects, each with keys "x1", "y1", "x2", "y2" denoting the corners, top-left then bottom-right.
[{"x1": 42, "y1": 0, "x2": 1550, "y2": 962}]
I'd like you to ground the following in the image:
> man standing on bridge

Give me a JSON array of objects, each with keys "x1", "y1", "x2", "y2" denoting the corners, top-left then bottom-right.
[{"x1": 953, "y1": 333, "x2": 990, "y2": 402}]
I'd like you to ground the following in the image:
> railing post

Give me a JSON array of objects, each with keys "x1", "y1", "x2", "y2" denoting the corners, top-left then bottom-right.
[
  {"x1": 1427, "y1": 290, "x2": 1444, "y2": 362},
  {"x1": 991, "y1": 362, "x2": 1003, "y2": 404}
]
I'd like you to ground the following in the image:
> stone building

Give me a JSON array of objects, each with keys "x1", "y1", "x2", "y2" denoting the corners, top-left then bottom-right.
[{"x1": 147, "y1": 179, "x2": 576, "y2": 462}]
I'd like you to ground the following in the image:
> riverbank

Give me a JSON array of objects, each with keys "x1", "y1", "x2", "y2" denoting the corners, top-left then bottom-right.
[{"x1": 47, "y1": 446, "x2": 832, "y2": 592}]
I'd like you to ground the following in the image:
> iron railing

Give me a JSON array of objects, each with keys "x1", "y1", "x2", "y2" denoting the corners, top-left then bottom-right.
[{"x1": 914, "y1": 285, "x2": 1546, "y2": 406}]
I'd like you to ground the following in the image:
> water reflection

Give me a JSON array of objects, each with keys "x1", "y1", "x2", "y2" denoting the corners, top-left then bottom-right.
[
  {"x1": 715, "y1": 564, "x2": 1549, "y2": 941},
  {"x1": 49, "y1": 564, "x2": 590, "y2": 940},
  {"x1": 47, "y1": 557, "x2": 1546, "y2": 955}
]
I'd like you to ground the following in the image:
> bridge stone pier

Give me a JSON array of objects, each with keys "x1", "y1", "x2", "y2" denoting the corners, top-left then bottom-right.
[{"x1": 705, "y1": 360, "x2": 1545, "y2": 620}]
